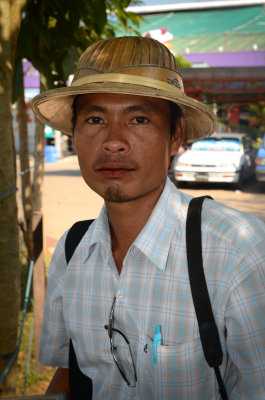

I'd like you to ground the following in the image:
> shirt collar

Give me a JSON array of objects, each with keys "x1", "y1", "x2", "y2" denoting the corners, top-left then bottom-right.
[
  {"x1": 82, "y1": 204, "x2": 111, "y2": 262},
  {"x1": 133, "y1": 178, "x2": 184, "y2": 270},
  {"x1": 82, "y1": 178, "x2": 186, "y2": 270}
]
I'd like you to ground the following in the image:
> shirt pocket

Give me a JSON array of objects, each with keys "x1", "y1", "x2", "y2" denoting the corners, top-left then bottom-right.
[{"x1": 136, "y1": 333, "x2": 216, "y2": 400}]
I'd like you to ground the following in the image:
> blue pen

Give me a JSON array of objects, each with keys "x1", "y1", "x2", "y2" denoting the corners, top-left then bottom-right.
[{"x1": 153, "y1": 325, "x2": 162, "y2": 364}]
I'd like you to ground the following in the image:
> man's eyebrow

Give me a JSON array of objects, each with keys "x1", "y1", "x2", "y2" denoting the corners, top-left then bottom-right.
[
  {"x1": 77, "y1": 104, "x2": 106, "y2": 113},
  {"x1": 125, "y1": 103, "x2": 158, "y2": 113}
]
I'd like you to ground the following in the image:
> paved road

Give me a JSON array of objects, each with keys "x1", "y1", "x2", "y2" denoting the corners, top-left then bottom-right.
[
  {"x1": 44, "y1": 156, "x2": 103, "y2": 251},
  {"x1": 178, "y1": 179, "x2": 265, "y2": 223},
  {"x1": 43, "y1": 156, "x2": 265, "y2": 252}
]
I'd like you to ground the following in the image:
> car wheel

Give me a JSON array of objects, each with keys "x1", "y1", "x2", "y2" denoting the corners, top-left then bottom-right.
[
  {"x1": 234, "y1": 170, "x2": 244, "y2": 190},
  {"x1": 257, "y1": 181, "x2": 265, "y2": 193},
  {"x1": 177, "y1": 181, "x2": 188, "y2": 188}
]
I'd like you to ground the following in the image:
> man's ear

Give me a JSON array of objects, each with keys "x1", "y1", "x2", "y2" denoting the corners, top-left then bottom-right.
[{"x1": 170, "y1": 115, "x2": 185, "y2": 156}]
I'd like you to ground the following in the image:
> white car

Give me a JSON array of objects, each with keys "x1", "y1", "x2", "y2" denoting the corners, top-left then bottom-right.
[{"x1": 174, "y1": 133, "x2": 255, "y2": 186}]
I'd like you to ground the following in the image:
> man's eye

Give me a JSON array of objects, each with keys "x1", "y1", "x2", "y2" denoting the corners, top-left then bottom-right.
[
  {"x1": 133, "y1": 116, "x2": 148, "y2": 124},
  {"x1": 87, "y1": 117, "x2": 103, "y2": 124}
]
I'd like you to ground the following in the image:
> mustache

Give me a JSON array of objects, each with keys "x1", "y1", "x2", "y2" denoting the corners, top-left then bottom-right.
[{"x1": 93, "y1": 156, "x2": 140, "y2": 170}]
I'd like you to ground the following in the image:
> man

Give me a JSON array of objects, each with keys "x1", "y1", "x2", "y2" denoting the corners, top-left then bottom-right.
[{"x1": 32, "y1": 36, "x2": 265, "y2": 399}]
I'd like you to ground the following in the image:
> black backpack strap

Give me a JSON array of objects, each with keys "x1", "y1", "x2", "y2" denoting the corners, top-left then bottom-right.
[
  {"x1": 65, "y1": 219, "x2": 94, "y2": 264},
  {"x1": 186, "y1": 196, "x2": 229, "y2": 400},
  {"x1": 65, "y1": 219, "x2": 94, "y2": 400},
  {"x1": 69, "y1": 339, "x2": 92, "y2": 400}
]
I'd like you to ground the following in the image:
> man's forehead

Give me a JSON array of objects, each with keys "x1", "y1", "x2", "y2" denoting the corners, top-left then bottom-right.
[{"x1": 75, "y1": 93, "x2": 170, "y2": 113}]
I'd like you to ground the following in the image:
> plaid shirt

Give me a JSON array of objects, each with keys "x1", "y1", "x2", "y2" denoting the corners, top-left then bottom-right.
[{"x1": 40, "y1": 178, "x2": 265, "y2": 399}]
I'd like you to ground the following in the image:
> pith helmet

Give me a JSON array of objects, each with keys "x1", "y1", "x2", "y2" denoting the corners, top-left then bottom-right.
[{"x1": 31, "y1": 36, "x2": 217, "y2": 143}]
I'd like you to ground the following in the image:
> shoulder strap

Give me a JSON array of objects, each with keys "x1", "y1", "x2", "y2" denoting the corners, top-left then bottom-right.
[
  {"x1": 69, "y1": 338, "x2": 92, "y2": 399},
  {"x1": 65, "y1": 220, "x2": 94, "y2": 399},
  {"x1": 65, "y1": 219, "x2": 94, "y2": 264},
  {"x1": 186, "y1": 196, "x2": 228, "y2": 400}
]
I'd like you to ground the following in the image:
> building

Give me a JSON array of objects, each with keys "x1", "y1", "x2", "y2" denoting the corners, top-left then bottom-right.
[{"x1": 126, "y1": 0, "x2": 265, "y2": 132}]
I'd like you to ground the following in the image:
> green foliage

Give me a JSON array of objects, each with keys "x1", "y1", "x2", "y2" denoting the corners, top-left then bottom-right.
[
  {"x1": 13, "y1": 0, "x2": 142, "y2": 98},
  {"x1": 175, "y1": 53, "x2": 192, "y2": 68},
  {"x1": 249, "y1": 102, "x2": 265, "y2": 130},
  {"x1": 107, "y1": 0, "x2": 143, "y2": 33},
  {"x1": 229, "y1": 124, "x2": 260, "y2": 137},
  {"x1": 215, "y1": 102, "x2": 265, "y2": 140},
  {"x1": 17, "y1": 252, "x2": 52, "y2": 395},
  {"x1": 89, "y1": 0, "x2": 107, "y2": 35},
  {"x1": 16, "y1": 311, "x2": 55, "y2": 395}
]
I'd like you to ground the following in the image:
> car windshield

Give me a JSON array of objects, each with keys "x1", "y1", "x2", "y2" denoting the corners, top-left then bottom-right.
[{"x1": 192, "y1": 138, "x2": 241, "y2": 152}]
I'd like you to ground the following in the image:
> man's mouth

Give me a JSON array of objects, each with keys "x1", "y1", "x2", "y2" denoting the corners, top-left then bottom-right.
[{"x1": 96, "y1": 162, "x2": 135, "y2": 178}]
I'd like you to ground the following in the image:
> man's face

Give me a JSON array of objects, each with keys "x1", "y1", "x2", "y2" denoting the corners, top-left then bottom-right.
[{"x1": 73, "y1": 93, "x2": 183, "y2": 203}]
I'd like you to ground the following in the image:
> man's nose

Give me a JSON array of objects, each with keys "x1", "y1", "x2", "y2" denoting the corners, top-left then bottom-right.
[{"x1": 103, "y1": 123, "x2": 129, "y2": 153}]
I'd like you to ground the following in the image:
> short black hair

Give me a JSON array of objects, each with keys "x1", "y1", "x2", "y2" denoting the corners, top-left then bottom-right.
[
  {"x1": 72, "y1": 95, "x2": 182, "y2": 136},
  {"x1": 72, "y1": 95, "x2": 80, "y2": 132},
  {"x1": 169, "y1": 101, "x2": 182, "y2": 138}
]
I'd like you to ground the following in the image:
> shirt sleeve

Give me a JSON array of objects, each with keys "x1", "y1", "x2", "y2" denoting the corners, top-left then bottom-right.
[
  {"x1": 225, "y1": 239, "x2": 265, "y2": 399},
  {"x1": 39, "y1": 231, "x2": 69, "y2": 367}
]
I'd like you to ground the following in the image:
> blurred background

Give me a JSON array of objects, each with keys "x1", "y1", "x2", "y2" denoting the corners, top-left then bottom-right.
[{"x1": 1, "y1": 0, "x2": 265, "y2": 397}]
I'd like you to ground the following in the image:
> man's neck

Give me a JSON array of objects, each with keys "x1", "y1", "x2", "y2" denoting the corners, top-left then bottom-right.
[{"x1": 106, "y1": 183, "x2": 165, "y2": 273}]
